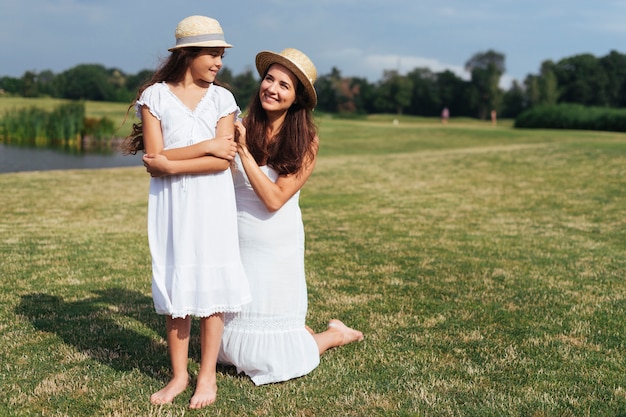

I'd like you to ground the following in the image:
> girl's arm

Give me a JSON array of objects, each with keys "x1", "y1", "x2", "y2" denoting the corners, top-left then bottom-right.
[
  {"x1": 141, "y1": 106, "x2": 236, "y2": 175},
  {"x1": 143, "y1": 153, "x2": 229, "y2": 176},
  {"x1": 143, "y1": 106, "x2": 237, "y2": 161},
  {"x1": 235, "y1": 120, "x2": 318, "y2": 212}
]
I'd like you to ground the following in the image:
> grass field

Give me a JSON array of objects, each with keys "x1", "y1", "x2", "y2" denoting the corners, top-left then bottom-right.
[{"x1": 1, "y1": 114, "x2": 625, "y2": 416}]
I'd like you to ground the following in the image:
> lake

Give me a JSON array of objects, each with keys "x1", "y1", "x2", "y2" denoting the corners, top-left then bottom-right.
[{"x1": 0, "y1": 144, "x2": 144, "y2": 174}]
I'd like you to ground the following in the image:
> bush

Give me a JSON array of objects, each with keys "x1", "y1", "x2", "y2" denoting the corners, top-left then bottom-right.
[
  {"x1": 514, "y1": 104, "x2": 626, "y2": 132},
  {"x1": 84, "y1": 116, "x2": 116, "y2": 141}
]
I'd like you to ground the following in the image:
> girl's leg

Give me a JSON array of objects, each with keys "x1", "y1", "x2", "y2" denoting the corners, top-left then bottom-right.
[
  {"x1": 189, "y1": 313, "x2": 224, "y2": 409},
  {"x1": 311, "y1": 319, "x2": 364, "y2": 355},
  {"x1": 150, "y1": 316, "x2": 191, "y2": 405}
]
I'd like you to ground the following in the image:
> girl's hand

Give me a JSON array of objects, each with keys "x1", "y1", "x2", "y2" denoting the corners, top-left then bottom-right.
[
  {"x1": 143, "y1": 153, "x2": 171, "y2": 177},
  {"x1": 234, "y1": 119, "x2": 247, "y2": 150},
  {"x1": 206, "y1": 134, "x2": 237, "y2": 160}
]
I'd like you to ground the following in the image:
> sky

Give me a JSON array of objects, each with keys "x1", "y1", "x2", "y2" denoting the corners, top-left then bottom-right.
[{"x1": 1, "y1": 0, "x2": 625, "y2": 89}]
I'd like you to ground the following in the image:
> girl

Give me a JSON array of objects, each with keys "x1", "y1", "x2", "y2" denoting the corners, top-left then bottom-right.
[{"x1": 123, "y1": 15, "x2": 250, "y2": 408}]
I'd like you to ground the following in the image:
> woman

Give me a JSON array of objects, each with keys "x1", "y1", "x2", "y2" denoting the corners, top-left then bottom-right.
[{"x1": 217, "y1": 48, "x2": 363, "y2": 385}]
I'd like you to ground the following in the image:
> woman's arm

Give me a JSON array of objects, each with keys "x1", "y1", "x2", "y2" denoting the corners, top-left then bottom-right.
[
  {"x1": 236, "y1": 120, "x2": 318, "y2": 212},
  {"x1": 141, "y1": 107, "x2": 236, "y2": 175}
]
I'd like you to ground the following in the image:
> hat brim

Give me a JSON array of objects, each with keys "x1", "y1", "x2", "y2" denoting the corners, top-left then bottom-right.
[
  {"x1": 168, "y1": 41, "x2": 233, "y2": 51},
  {"x1": 256, "y1": 51, "x2": 317, "y2": 110}
]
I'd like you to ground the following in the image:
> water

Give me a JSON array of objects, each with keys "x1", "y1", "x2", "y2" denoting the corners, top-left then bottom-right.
[{"x1": 0, "y1": 144, "x2": 143, "y2": 173}]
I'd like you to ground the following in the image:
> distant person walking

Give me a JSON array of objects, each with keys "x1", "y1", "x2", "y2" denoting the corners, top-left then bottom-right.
[
  {"x1": 123, "y1": 15, "x2": 250, "y2": 409},
  {"x1": 441, "y1": 107, "x2": 450, "y2": 124},
  {"x1": 491, "y1": 109, "x2": 497, "y2": 125}
]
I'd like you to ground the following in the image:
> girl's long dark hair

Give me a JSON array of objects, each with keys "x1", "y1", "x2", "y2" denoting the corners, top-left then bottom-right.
[
  {"x1": 121, "y1": 48, "x2": 226, "y2": 155},
  {"x1": 244, "y1": 74, "x2": 317, "y2": 176}
]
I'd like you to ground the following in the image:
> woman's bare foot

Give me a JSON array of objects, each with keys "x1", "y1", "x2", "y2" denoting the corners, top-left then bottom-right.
[
  {"x1": 327, "y1": 319, "x2": 364, "y2": 346},
  {"x1": 150, "y1": 374, "x2": 189, "y2": 405},
  {"x1": 189, "y1": 374, "x2": 218, "y2": 409}
]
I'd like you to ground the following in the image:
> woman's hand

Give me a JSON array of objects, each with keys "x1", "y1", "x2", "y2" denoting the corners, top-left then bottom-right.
[
  {"x1": 234, "y1": 119, "x2": 247, "y2": 151},
  {"x1": 143, "y1": 153, "x2": 171, "y2": 177}
]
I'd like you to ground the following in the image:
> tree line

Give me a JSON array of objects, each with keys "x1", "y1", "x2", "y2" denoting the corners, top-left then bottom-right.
[{"x1": 2, "y1": 49, "x2": 625, "y2": 119}]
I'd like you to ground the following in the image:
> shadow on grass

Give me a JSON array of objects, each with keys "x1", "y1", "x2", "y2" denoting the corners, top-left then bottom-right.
[
  {"x1": 15, "y1": 288, "x2": 243, "y2": 382},
  {"x1": 15, "y1": 288, "x2": 170, "y2": 380}
]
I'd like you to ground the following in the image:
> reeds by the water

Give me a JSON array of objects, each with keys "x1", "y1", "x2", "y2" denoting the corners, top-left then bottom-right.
[{"x1": 0, "y1": 101, "x2": 116, "y2": 152}]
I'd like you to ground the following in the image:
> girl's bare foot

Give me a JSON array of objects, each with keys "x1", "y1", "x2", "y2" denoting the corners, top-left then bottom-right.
[
  {"x1": 150, "y1": 374, "x2": 189, "y2": 405},
  {"x1": 189, "y1": 374, "x2": 217, "y2": 409},
  {"x1": 327, "y1": 319, "x2": 364, "y2": 346}
]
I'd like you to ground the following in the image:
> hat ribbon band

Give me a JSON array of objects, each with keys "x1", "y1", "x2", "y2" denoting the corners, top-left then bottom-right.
[{"x1": 176, "y1": 33, "x2": 225, "y2": 46}]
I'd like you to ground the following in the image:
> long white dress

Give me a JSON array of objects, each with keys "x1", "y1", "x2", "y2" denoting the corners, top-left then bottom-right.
[
  {"x1": 137, "y1": 82, "x2": 251, "y2": 318},
  {"x1": 218, "y1": 155, "x2": 320, "y2": 385}
]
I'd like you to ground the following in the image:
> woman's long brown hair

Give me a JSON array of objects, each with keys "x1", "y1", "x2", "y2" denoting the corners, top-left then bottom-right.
[{"x1": 243, "y1": 73, "x2": 317, "y2": 176}]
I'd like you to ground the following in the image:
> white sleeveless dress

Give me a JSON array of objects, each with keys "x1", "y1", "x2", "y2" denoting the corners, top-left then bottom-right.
[
  {"x1": 137, "y1": 82, "x2": 251, "y2": 318},
  {"x1": 218, "y1": 155, "x2": 320, "y2": 385}
]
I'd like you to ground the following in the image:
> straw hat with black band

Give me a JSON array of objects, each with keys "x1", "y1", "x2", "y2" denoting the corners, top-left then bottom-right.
[
  {"x1": 255, "y1": 48, "x2": 318, "y2": 110},
  {"x1": 168, "y1": 15, "x2": 232, "y2": 51}
]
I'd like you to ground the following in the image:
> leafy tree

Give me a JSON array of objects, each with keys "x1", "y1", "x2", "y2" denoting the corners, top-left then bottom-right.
[
  {"x1": 22, "y1": 71, "x2": 38, "y2": 97},
  {"x1": 4, "y1": 48, "x2": 626, "y2": 116},
  {"x1": 524, "y1": 74, "x2": 541, "y2": 108},
  {"x1": 406, "y1": 68, "x2": 439, "y2": 116},
  {"x1": 37, "y1": 70, "x2": 59, "y2": 97},
  {"x1": 349, "y1": 77, "x2": 377, "y2": 114},
  {"x1": 107, "y1": 68, "x2": 126, "y2": 89},
  {"x1": 553, "y1": 53, "x2": 608, "y2": 106},
  {"x1": 0, "y1": 76, "x2": 23, "y2": 95},
  {"x1": 315, "y1": 67, "x2": 373, "y2": 114},
  {"x1": 316, "y1": 67, "x2": 341, "y2": 113},
  {"x1": 374, "y1": 70, "x2": 413, "y2": 115},
  {"x1": 232, "y1": 68, "x2": 259, "y2": 109},
  {"x1": 465, "y1": 50, "x2": 505, "y2": 119},
  {"x1": 125, "y1": 69, "x2": 154, "y2": 97},
  {"x1": 59, "y1": 64, "x2": 116, "y2": 101},
  {"x1": 538, "y1": 61, "x2": 559, "y2": 105},
  {"x1": 217, "y1": 66, "x2": 234, "y2": 88},
  {"x1": 436, "y1": 70, "x2": 473, "y2": 117},
  {"x1": 599, "y1": 50, "x2": 626, "y2": 107},
  {"x1": 500, "y1": 80, "x2": 526, "y2": 118}
]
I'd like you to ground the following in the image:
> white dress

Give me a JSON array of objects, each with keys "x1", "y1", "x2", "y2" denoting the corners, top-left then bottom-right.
[
  {"x1": 218, "y1": 155, "x2": 320, "y2": 385},
  {"x1": 137, "y1": 82, "x2": 251, "y2": 318}
]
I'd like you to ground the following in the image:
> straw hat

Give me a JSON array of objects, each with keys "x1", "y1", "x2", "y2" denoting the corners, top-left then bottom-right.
[
  {"x1": 255, "y1": 48, "x2": 317, "y2": 110},
  {"x1": 168, "y1": 15, "x2": 232, "y2": 51}
]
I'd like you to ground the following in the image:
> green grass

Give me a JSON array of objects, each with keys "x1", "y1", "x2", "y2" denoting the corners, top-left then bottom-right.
[{"x1": 1, "y1": 115, "x2": 626, "y2": 416}]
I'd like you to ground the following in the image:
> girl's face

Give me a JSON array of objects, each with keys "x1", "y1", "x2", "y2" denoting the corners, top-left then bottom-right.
[
  {"x1": 259, "y1": 64, "x2": 298, "y2": 113},
  {"x1": 190, "y1": 47, "x2": 225, "y2": 83}
]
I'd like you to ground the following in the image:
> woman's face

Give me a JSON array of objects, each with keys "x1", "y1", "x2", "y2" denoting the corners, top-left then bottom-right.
[
  {"x1": 189, "y1": 47, "x2": 225, "y2": 83},
  {"x1": 259, "y1": 64, "x2": 298, "y2": 113}
]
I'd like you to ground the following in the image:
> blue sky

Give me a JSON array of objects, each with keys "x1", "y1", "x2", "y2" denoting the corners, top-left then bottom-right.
[{"x1": 1, "y1": 0, "x2": 625, "y2": 89}]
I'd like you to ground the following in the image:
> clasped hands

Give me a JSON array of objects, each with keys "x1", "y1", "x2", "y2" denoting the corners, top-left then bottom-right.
[{"x1": 143, "y1": 119, "x2": 247, "y2": 177}]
